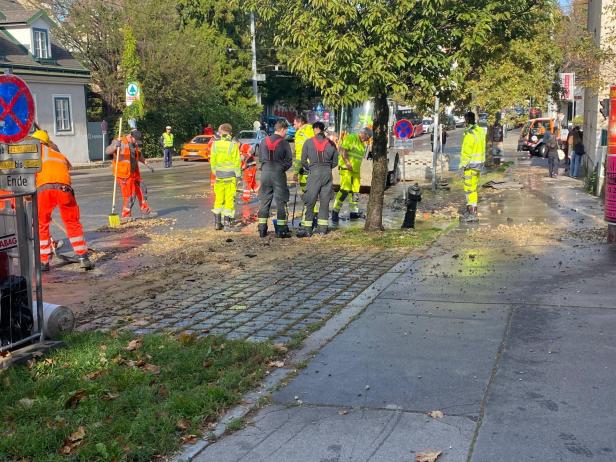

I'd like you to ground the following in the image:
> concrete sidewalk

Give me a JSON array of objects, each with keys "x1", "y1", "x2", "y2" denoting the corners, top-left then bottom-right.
[{"x1": 193, "y1": 152, "x2": 616, "y2": 460}]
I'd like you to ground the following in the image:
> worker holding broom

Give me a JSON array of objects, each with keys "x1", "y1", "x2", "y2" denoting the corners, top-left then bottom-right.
[
  {"x1": 32, "y1": 130, "x2": 94, "y2": 271},
  {"x1": 106, "y1": 129, "x2": 155, "y2": 222}
]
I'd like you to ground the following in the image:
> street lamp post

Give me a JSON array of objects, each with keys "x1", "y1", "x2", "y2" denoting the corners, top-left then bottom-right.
[{"x1": 250, "y1": 12, "x2": 260, "y2": 105}]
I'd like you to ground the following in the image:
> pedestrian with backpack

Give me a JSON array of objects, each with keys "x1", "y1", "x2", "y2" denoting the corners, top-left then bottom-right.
[
  {"x1": 543, "y1": 131, "x2": 559, "y2": 178},
  {"x1": 568, "y1": 126, "x2": 584, "y2": 178},
  {"x1": 257, "y1": 120, "x2": 293, "y2": 238}
]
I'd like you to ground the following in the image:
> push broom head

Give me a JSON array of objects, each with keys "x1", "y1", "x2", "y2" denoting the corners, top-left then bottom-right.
[{"x1": 108, "y1": 213, "x2": 120, "y2": 228}]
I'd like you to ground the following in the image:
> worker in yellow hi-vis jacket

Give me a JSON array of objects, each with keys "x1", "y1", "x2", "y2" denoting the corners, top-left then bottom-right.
[
  {"x1": 210, "y1": 123, "x2": 241, "y2": 230},
  {"x1": 459, "y1": 111, "x2": 486, "y2": 223}
]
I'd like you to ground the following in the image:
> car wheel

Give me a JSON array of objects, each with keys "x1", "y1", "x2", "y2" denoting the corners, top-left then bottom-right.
[{"x1": 538, "y1": 145, "x2": 547, "y2": 158}]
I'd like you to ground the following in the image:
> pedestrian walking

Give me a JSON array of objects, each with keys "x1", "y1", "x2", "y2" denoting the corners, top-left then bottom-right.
[
  {"x1": 297, "y1": 122, "x2": 338, "y2": 237},
  {"x1": 459, "y1": 111, "x2": 486, "y2": 223},
  {"x1": 106, "y1": 129, "x2": 154, "y2": 221},
  {"x1": 568, "y1": 126, "x2": 584, "y2": 178},
  {"x1": 210, "y1": 123, "x2": 241, "y2": 231},
  {"x1": 331, "y1": 127, "x2": 372, "y2": 225},
  {"x1": 32, "y1": 130, "x2": 94, "y2": 271},
  {"x1": 492, "y1": 118, "x2": 504, "y2": 162},
  {"x1": 160, "y1": 125, "x2": 174, "y2": 168},
  {"x1": 257, "y1": 120, "x2": 293, "y2": 238},
  {"x1": 543, "y1": 131, "x2": 559, "y2": 177},
  {"x1": 292, "y1": 115, "x2": 315, "y2": 191}
]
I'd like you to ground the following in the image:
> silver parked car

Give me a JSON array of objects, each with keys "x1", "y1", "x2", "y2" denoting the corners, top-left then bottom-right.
[{"x1": 237, "y1": 130, "x2": 267, "y2": 150}]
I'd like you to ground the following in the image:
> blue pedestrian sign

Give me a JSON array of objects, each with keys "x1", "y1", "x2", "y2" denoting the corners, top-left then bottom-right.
[
  {"x1": 125, "y1": 82, "x2": 141, "y2": 107},
  {"x1": 0, "y1": 75, "x2": 35, "y2": 144},
  {"x1": 394, "y1": 119, "x2": 414, "y2": 140}
]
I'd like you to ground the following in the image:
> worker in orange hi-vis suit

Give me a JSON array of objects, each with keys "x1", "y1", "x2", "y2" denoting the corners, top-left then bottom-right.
[
  {"x1": 240, "y1": 143, "x2": 258, "y2": 202},
  {"x1": 105, "y1": 129, "x2": 155, "y2": 221},
  {"x1": 31, "y1": 130, "x2": 94, "y2": 272}
]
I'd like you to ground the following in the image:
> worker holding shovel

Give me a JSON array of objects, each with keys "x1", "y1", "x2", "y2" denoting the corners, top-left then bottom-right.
[
  {"x1": 106, "y1": 129, "x2": 155, "y2": 222},
  {"x1": 32, "y1": 130, "x2": 94, "y2": 271}
]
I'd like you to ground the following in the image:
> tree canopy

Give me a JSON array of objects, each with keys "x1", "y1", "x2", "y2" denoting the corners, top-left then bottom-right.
[{"x1": 250, "y1": 0, "x2": 554, "y2": 229}]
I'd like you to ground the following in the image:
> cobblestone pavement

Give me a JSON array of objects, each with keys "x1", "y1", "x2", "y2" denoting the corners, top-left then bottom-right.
[{"x1": 78, "y1": 249, "x2": 402, "y2": 344}]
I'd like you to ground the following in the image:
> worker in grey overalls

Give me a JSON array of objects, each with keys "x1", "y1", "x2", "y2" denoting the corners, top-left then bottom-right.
[
  {"x1": 297, "y1": 121, "x2": 338, "y2": 237},
  {"x1": 257, "y1": 120, "x2": 293, "y2": 238}
]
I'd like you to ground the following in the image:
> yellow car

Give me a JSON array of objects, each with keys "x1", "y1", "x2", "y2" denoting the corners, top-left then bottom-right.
[{"x1": 180, "y1": 135, "x2": 214, "y2": 161}]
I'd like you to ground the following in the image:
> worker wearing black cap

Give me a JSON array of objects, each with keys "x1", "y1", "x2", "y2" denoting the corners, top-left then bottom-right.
[{"x1": 106, "y1": 129, "x2": 155, "y2": 221}]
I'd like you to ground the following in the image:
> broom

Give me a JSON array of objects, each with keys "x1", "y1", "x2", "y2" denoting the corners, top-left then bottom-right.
[{"x1": 108, "y1": 118, "x2": 123, "y2": 227}]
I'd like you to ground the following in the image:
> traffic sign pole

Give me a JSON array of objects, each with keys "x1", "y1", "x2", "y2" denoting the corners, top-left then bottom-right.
[{"x1": 432, "y1": 97, "x2": 440, "y2": 191}]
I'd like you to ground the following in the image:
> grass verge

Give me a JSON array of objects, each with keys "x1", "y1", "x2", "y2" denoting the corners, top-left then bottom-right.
[
  {"x1": 0, "y1": 332, "x2": 280, "y2": 462},
  {"x1": 326, "y1": 222, "x2": 448, "y2": 249}
]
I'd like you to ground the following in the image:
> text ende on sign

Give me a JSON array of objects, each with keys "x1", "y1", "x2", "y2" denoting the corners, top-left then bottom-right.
[{"x1": 3, "y1": 174, "x2": 32, "y2": 188}]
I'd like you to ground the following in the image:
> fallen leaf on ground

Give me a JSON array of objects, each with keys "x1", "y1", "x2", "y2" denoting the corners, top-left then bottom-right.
[
  {"x1": 180, "y1": 434, "x2": 198, "y2": 444},
  {"x1": 60, "y1": 426, "x2": 86, "y2": 454},
  {"x1": 176, "y1": 419, "x2": 191, "y2": 431},
  {"x1": 338, "y1": 409, "x2": 348, "y2": 416},
  {"x1": 273, "y1": 343, "x2": 288, "y2": 353},
  {"x1": 101, "y1": 392, "x2": 119, "y2": 401},
  {"x1": 142, "y1": 363, "x2": 161, "y2": 374},
  {"x1": 125, "y1": 338, "x2": 143, "y2": 351},
  {"x1": 85, "y1": 370, "x2": 105, "y2": 381},
  {"x1": 65, "y1": 389, "x2": 87, "y2": 409},
  {"x1": 268, "y1": 361, "x2": 285, "y2": 368},
  {"x1": 31, "y1": 351, "x2": 44, "y2": 358},
  {"x1": 415, "y1": 449, "x2": 442, "y2": 462},
  {"x1": 26, "y1": 359, "x2": 36, "y2": 369},
  {"x1": 427, "y1": 410, "x2": 444, "y2": 419},
  {"x1": 202, "y1": 359, "x2": 214, "y2": 368},
  {"x1": 18, "y1": 398, "x2": 35, "y2": 407},
  {"x1": 178, "y1": 331, "x2": 197, "y2": 345}
]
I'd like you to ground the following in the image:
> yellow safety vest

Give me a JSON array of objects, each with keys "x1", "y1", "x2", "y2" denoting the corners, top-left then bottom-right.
[
  {"x1": 460, "y1": 125, "x2": 486, "y2": 169},
  {"x1": 210, "y1": 136, "x2": 241, "y2": 179},
  {"x1": 162, "y1": 132, "x2": 174, "y2": 147},
  {"x1": 294, "y1": 124, "x2": 315, "y2": 172},
  {"x1": 339, "y1": 133, "x2": 365, "y2": 173}
]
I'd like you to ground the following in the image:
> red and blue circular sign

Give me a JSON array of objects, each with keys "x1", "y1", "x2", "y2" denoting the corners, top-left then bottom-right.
[
  {"x1": 394, "y1": 119, "x2": 414, "y2": 139},
  {"x1": 0, "y1": 75, "x2": 35, "y2": 144}
]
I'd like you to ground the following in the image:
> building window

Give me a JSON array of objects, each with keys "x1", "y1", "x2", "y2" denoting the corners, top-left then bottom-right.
[
  {"x1": 33, "y1": 28, "x2": 49, "y2": 59},
  {"x1": 54, "y1": 96, "x2": 72, "y2": 133}
]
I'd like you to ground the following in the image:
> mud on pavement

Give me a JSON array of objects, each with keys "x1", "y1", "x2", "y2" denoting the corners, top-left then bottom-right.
[{"x1": 43, "y1": 219, "x2": 412, "y2": 345}]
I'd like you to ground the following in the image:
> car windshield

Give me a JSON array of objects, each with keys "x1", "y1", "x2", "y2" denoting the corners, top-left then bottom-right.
[
  {"x1": 239, "y1": 131, "x2": 256, "y2": 139},
  {"x1": 423, "y1": 119, "x2": 432, "y2": 124},
  {"x1": 191, "y1": 136, "x2": 211, "y2": 144}
]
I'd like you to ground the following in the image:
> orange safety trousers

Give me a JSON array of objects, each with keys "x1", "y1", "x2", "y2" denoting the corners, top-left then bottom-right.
[
  {"x1": 241, "y1": 166, "x2": 258, "y2": 202},
  {"x1": 118, "y1": 173, "x2": 149, "y2": 218},
  {"x1": 38, "y1": 188, "x2": 87, "y2": 263}
]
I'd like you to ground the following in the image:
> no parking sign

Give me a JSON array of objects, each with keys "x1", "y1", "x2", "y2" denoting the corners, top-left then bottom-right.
[
  {"x1": 394, "y1": 119, "x2": 414, "y2": 140},
  {"x1": 0, "y1": 74, "x2": 35, "y2": 144}
]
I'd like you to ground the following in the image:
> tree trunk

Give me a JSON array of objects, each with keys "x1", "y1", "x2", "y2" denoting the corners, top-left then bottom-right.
[{"x1": 364, "y1": 92, "x2": 389, "y2": 231}]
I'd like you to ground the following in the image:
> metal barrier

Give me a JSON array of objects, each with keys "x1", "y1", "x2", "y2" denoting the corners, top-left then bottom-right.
[{"x1": 0, "y1": 190, "x2": 43, "y2": 351}]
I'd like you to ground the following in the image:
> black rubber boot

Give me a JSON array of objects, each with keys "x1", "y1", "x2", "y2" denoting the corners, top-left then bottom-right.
[
  {"x1": 214, "y1": 214, "x2": 223, "y2": 230},
  {"x1": 258, "y1": 224, "x2": 268, "y2": 238},
  {"x1": 296, "y1": 226, "x2": 312, "y2": 238},
  {"x1": 349, "y1": 212, "x2": 361, "y2": 220},
  {"x1": 312, "y1": 217, "x2": 318, "y2": 230},
  {"x1": 331, "y1": 210, "x2": 340, "y2": 225},
  {"x1": 223, "y1": 216, "x2": 232, "y2": 231},
  {"x1": 79, "y1": 255, "x2": 95, "y2": 270},
  {"x1": 314, "y1": 225, "x2": 328, "y2": 235},
  {"x1": 41, "y1": 261, "x2": 50, "y2": 272},
  {"x1": 276, "y1": 224, "x2": 292, "y2": 238}
]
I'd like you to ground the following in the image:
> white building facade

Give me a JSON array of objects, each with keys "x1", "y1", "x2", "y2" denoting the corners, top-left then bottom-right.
[{"x1": 0, "y1": 0, "x2": 90, "y2": 163}]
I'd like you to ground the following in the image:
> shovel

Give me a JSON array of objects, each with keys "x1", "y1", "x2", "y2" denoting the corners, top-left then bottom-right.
[{"x1": 108, "y1": 118, "x2": 123, "y2": 227}]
